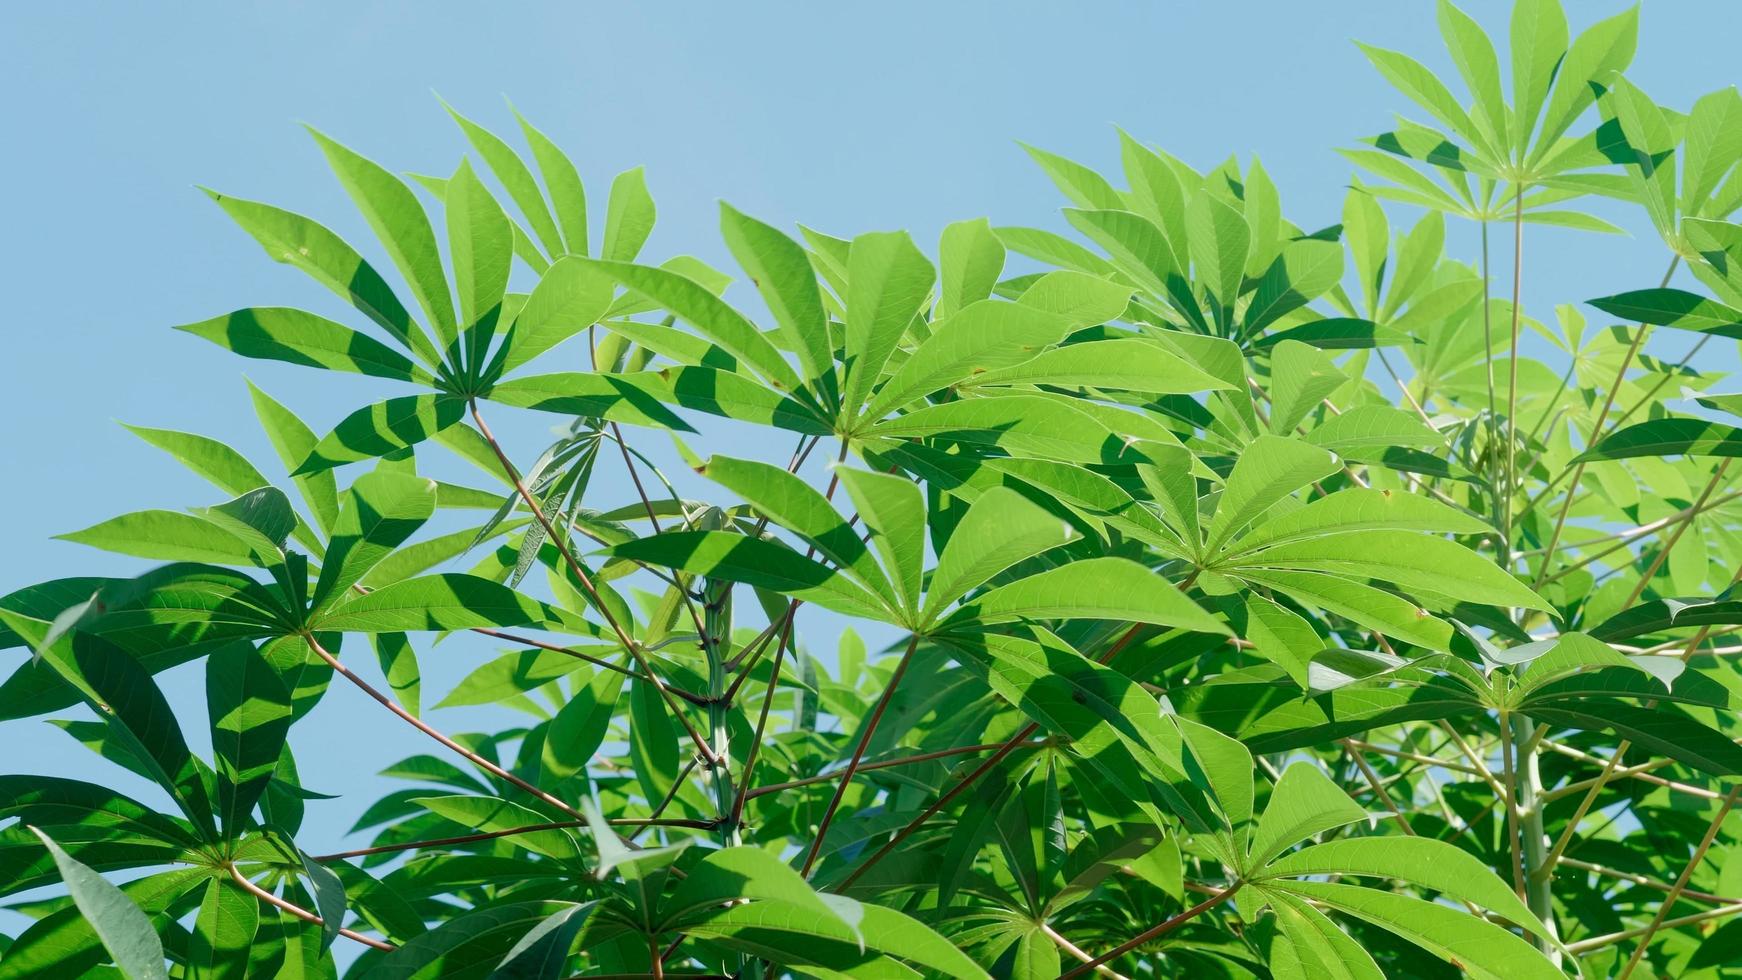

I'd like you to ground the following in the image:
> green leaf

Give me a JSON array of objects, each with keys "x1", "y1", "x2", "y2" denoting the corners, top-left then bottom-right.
[
  {"x1": 1246, "y1": 762, "x2": 1367, "y2": 869},
  {"x1": 541, "y1": 667, "x2": 624, "y2": 780},
  {"x1": 1205, "y1": 435, "x2": 1342, "y2": 552},
  {"x1": 938, "y1": 217, "x2": 1006, "y2": 320},
  {"x1": 1022, "y1": 143, "x2": 1123, "y2": 210},
  {"x1": 1268, "y1": 340, "x2": 1347, "y2": 433},
  {"x1": 296, "y1": 395, "x2": 466, "y2": 474},
  {"x1": 1244, "y1": 239, "x2": 1347, "y2": 335},
  {"x1": 1537, "y1": 5, "x2": 1637, "y2": 150},
  {"x1": 515, "y1": 109, "x2": 588, "y2": 255},
  {"x1": 701, "y1": 455, "x2": 898, "y2": 608},
  {"x1": 203, "y1": 189, "x2": 440, "y2": 366},
  {"x1": 840, "y1": 230, "x2": 936, "y2": 420},
  {"x1": 1588, "y1": 287, "x2": 1742, "y2": 337},
  {"x1": 0, "y1": 869, "x2": 200, "y2": 980},
  {"x1": 309, "y1": 127, "x2": 457, "y2": 349},
  {"x1": 1224, "y1": 530, "x2": 1551, "y2": 611},
  {"x1": 1269, "y1": 892, "x2": 1384, "y2": 980},
  {"x1": 836, "y1": 466, "x2": 928, "y2": 617},
  {"x1": 490, "y1": 902, "x2": 595, "y2": 979},
  {"x1": 1575, "y1": 417, "x2": 1742, "y2": 461},
  {"x1": 248, "y1": 381, "x2": 341, "y2": 536},
  {"x1": 1269, "y1": 881, "x2": 1564, "y2": 980},
  {"x1": 444, "y1": 103, "x2": 564, "y2": 258},
  {"x1": 600, "y1": 167, "x2": 655, "y2": 262},
  {"x1": 923, "y1": 486, "x2": 1079, "y2": 622},
  {"x1": 589, "y1": 260, "x2": 804, "y2": 394},
  {"x1": 206, "y1": 643, "x2": 293, "y2": 835},
  {"x1": 1062, "y1": 208, "x2": 1177, "y2": 298},
  {"x1": 966, "y1": 337, "x2": 1228, "y2": 394},
  {"x1": 312, "y1": 470, "x2": 438, "y2": 610},
  {"x1": 446, "y1": 158, "x2": 514, "y2": 369},
  {"x1": 607, "y1": 531, "x2": 894, "y2": 621},
  {"x1": 1263, "y1": 836, "x2": 1545, "y2": 932},
  {"x1": 1228, "y1": 487, "x2": 1489, "y2": 554},
  {"x1": 1436, "y1": 0, "x2": 1508, "y2": 156},
  {"x1": 178, "y1": 307, "x2": 434, "y2": 383},
  {"x1": 948, "y1": 557, "x2": 1226, "y2": 635},
  {"x1": 357, "y1": 902, "x2": 568, "y2": 980},
  {"x1": 413, "y1": 795, "x2": 580, "y2": 859},
  {"x1": 316, "y1": 574, "x2": 558, "y2": 633},
  {"x1": 188, "y1": 879, "x2": 259, "y2": 980},
  {"x1": 865, "y1": 299, "x2": 1074, "y2": 418},
  {"x1": 56, "y1": 510, "x2": 261, "y2": 566},
  {"x1": 1356, "y1": 42, "x2": 1486, "y2": 156},
  {"x1": 26, "y1": 828, "x2": 169, "y2": 980},
  {"x1": 1187, "y1": 189, "x2": 1250, "y2": 318},
  {"x1": 1510, "y1": 0, "x2": 1568, "y2": 144},
  {"x1": 719, "y1": 202, "x2": 835, "y2": 393}
]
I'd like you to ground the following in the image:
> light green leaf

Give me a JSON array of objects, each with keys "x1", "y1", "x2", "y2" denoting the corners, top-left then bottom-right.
[
  {"x1": 607, "y1": 531, "x2": 894, "y2": 622},
  {"x1": 840, "y1": 230, "x2": 936, "y2": 419},
  {"x1": 317, "y1": 574, "x2": 557, "y2": 633},
  {"x1": 938, "y1": 217, "x2": 1006, "y2": 320},
  {"x1": 720, "y1": 202, "x2": 835, "y2": 392},
  {"x1": 296, "y1": 395, "x2": 466, "y2": 474},
  {"x1": 865, "y1": 300, "x2": 1074, "y2": 418},
  {"x1": 1247, "y1": 762, "x2": 1368, "y2": 869},
  {"x1": 923, "y1": 486, "x2": 1079, "y2": 622},
  {"x1": 311, "y1": 470, "x2": 437, "y2": 609},
  {"x1": 1205, "y1": 435, "x2": 1342, "y2": 552},
  {"x1": 837, "y1": 466, "x2": 927, "y2": 617},
  {"x1": 600, "y1": 166, "x2": 655, "y2": 262},
  {"x1": 309, "y1": 128, "x2": 457, "y2": 348},
  {"x1": 1270, "y1": 880, "x2": 1563, "y2": 980},
  {"x1": 27, "y1": 828, "x2": 168, "y2": 980},
  {"x1": 948, "y1": 557, "x2": 1226, "y2": 635}
]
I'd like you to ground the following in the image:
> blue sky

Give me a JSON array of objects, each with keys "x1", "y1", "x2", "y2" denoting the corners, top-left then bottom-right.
[{"x1": 1, "y1": 0, "x2": 1736, "y2": 943}]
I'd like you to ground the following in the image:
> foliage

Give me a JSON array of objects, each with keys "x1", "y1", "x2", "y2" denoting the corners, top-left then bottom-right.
[{"x1": 5, "y1": 2, "x2": 1742, "y2": 977}]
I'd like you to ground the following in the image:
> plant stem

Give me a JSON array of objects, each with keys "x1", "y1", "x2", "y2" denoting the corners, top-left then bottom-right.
[
  {"x1": 1533, "y1": 256, "x2": 1682, "y2": 586},
  {"x1": 1510, "y1": 714, "x2": 1559, "y2": 959},
  {"x1": 228, "y1": 865, "x2": 394, "y2": 951},
  {"x1": 1060, "y1": 883, "x2": 1241, "y2": 979},
  {"x1": 1499, "y1": 709, "x2": 1526, "y2": 898},
  {"x1": 800, "y1": 633, "x2": 922, "y2": 878},
  {"x1": 746, "y1": 741, "x2": 1049, "y2": 799},
  {"x1": 1503, "y1": 191, "x2": 1524, "y2": 567},
  {"x1": 469, "y1": 399, "x2": 719, "y2": 767},
  {"x1": 1622, "y1": 459, "x2": 1731, "y2": 608},
  {"x1": 1616, "y1": 786, "x2": 1742, "y2": 978},
  {"x1": 302, "y1": 633, "x2": 586, "y2": 820},
  {"x1": 835, "y1": 623, "x2": 1154, "y2": 891}
]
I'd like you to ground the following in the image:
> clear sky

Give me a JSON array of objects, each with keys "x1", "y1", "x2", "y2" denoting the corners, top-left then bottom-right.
[{"x1": 1, "y1": 0, "x2": 1736, "y2": 946}]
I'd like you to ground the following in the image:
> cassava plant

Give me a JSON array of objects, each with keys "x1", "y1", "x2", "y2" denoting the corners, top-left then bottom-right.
[{"x1": 7, "y1": 1, "x2": 1742, "y2": 976}]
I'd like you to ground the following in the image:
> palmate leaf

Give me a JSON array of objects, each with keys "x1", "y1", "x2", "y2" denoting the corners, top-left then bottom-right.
[
  {"x1": 3, "y1": 614, "x2": 219, "y2": 838},
  {"x1": 945, "y1": 557, "x2": 1225, "y2": 635},
  {"x1": 309, "y1": 127, "x2": 459, "y2": 351},
  {"x1": 840, "y1": 230, "x2": 938, "y2": 421},
  {"x1": 204, "y1": 188, "x2": 442, "y2": 367}
]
